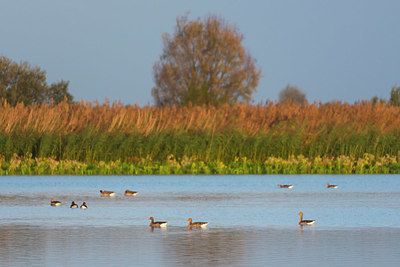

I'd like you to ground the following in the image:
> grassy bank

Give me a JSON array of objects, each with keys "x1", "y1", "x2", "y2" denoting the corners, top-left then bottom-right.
[
  {"x1": 1, "y1": 154, "x2": 399, "y2": 175},
  {"x1": 0, "y1": 130, "x2": 399, "y2": 163},
  {"x1": 1, "y1": 100, "x2": 400, "y2": 162},
  {"x1": 1, "y1": 100, "x2": 400, "y2": 174}
]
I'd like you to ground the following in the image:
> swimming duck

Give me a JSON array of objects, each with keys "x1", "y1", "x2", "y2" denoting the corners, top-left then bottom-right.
[
  {"x1": 51, "y1": 198, "x2": 61, "y2": 206},
  {"x1": 100, "y1": 190, "x2": 115, "y2": 197},
  {"x1": 149, "y1": 217, "x2": 167, "y2": 227},
  {"x1": 297, "y1": 212, "x2": 315, "y2": 225},
  {"x1": 187, "y1": 218, "x2": 208, "y2": 228},
  {"x1": 327, "y1": 183, "x2": 338, "y2": 188},
  {"x1": 278, "y1": 184, "x2": 293, "y2": 188},
  {"x1": 124, "y1": 190, "x2": 138, "y2": 196},
  {"x1": 80, "y1": 202, "x2": 88, "y2": 209},
  {"x1": 70, "y1": 201, "x2": 78, "y2": 208}
]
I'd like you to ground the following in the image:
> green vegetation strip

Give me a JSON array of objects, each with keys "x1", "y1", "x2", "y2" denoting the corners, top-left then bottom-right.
[
  {"x1": 1, "y1": 130, "x2": 399, "y2": 163},
  {"x1": 1, "y1": 154, "x2": 399, "y2": 175}
]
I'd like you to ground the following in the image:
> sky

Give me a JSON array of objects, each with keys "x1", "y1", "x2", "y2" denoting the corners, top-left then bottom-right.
[{"x1": 1, "y1": 0, "x2": 399, "y2": 106}]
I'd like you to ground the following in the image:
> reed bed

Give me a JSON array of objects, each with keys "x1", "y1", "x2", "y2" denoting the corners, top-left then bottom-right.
[
  {"x1": 1, "y1": 154, "x2": 399, "y2": 175},
  {"x1": 1, "y1": 99, "x2": 400, "y2": 135},
  {"x1": 0, "y1": 99, "x2": 399, "y2": 163}
]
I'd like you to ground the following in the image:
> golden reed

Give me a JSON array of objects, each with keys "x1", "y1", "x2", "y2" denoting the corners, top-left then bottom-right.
[{"x1": 1, "y1": 99, "x2": 399, "y2": 136}]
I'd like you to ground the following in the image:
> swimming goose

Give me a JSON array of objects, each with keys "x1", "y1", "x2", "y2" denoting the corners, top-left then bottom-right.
[
  {"x1": 297, "y1": 212, "x2": 315, "y2": 225},
  {"x1": 80, "y1": 202, "x2": 88, "y2": 209},
  {"x1": 327, "y1": 183, "x2": 338, "y2": 188},
  {"x1": 124, "y1": 190, "x2": 138, "y2": 196},
  {"x1": 100, "y1": 190, "x2": 115, "y2": 197},
  {"x1": 51, "y1": 198, "x2": 61, "y2": 206},
  {"x1": 187, "y1": 218, "x2": 208, "y2": 228},
  {"x1": 278, "y1": 184, "x2": 293, "y2": 188},
  {"x1": 149, "y1": 217, "x2": 167, "y2": 227},
  {"x1": 70, "y1": 201, "x2": 78, "y2": 208}
]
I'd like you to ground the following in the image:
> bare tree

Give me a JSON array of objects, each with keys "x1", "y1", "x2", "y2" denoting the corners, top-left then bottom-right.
[
  {"x1": 152, "y1": 15, "x2": 261, "y2": 106},
  {"x1": 279, "y1": 84, "x2": 307, "y2": 104}
]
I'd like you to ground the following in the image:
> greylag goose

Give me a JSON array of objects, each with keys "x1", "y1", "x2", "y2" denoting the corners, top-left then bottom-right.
[
  {"x1": 278, "y1": 184, "x2": 293, "y2": 188},
  {"x1": 100, "y1": 190, "x2": 115, "y2": 197},
  {"x1": 187, "y1": 218, "x2": 208, "y2": 228},
  {"x1": 298, "y1": 212, "x2": 315, "y2": 225},
  {"x1": 124, "y1": 190, "x2": 138, "y2": 196},
  {"x1": 149, "y1": 217, "x2": 167, "y2": 227},
  {"x1": 51, "y1": 198, "x2": 61, "y2": 206},
  {"x1": 326, "y1": 183, "x2": 338, "y2": 188}
]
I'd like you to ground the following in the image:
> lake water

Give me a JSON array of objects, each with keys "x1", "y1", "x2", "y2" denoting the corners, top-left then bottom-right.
[{"x1": 0, "y1": 175, "x2": 399, "y2": 266}]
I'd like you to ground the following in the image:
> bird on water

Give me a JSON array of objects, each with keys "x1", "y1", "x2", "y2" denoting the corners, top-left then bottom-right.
[
  {"x1": 100, "y1": 190, "x2": 115, "y2": 197},
  {"x1": 149, "y1": 217, "x2": 167, "y2": 227},
  {"x1": 187, "y1": 218, "x2": 208, "y2": 228},
  {"x1": 51, "y1": 199, "x2": 61, "y2": 206},
  {"x1": 326, "y1": 183, "x2": 338, "y2": 188},
  {"x1": 124, "y1": 190, "x2": 138, "y2": 196},
  {"x1": 297, "y1": 212, "x2": 315, "y2": 225},
  {"x1": 278, "y1": 184, "x2": 293, "y2": 189}
]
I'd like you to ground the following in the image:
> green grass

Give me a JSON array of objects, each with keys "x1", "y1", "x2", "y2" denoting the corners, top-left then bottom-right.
[
  {"x1": 1, "y1": 154, "x2": 399, "y2": 175},
  {"x1": 0, "y1": 128, "x2": 399, "y2": 163}
]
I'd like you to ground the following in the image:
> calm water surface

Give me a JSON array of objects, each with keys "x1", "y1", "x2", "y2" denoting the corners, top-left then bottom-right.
[{"x1": 0, "y1": 175, "x2": 399, "y2": 266}]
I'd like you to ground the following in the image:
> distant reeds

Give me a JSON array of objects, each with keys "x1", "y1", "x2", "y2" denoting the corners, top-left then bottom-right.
[{"x1": 1, "y1": 99, "x2": 400, "y2": 135}]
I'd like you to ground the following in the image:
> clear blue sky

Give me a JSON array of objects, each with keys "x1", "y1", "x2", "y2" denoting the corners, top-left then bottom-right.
[{"x1": 1, "y1": 0, "x2": 399, "y2": 105}]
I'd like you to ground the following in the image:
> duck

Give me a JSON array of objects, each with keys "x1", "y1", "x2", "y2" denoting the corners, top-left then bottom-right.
[
  {"x1": 100, "y1": 190, "x2": 115, "y2": 197},
  {"x1": 327, "y1": 183, "x2": 338, "y2": 188},
  {"x1": 297, "y1": 212, "x2": 315, "y2": 225},
  {"x1": 187, "y1": 218, "x2": 208, "y2": 228},
  {"x1": 50, "y1": 198, "x2": 61, "y2": 206},
  {"x1": 149, "y1": 217, "x2": 167, "y2": 228},
  {"x1": 70, "y1": 201, "x2": 78, "y2": 208},
  {"x1": 124, "y1": 190, "x2": 138, "y2": 196},
  {"x1": 80, "y1": 202, "x2": 88, "y2": 210},
  {"x1": 278, "y1": 184, "x2": 293, "y2": 189}
]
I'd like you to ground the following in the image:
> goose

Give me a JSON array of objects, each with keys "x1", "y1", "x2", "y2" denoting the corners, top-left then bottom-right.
[
  {"x1": 327, "y1": 183, "x2": 338, "y2": 188},
  {"x1": 297, "y1": 212, "x2": 315, "y2": 225},
  {"x1": 70, "y1": 201, "x2": 78, "y2": 208},
  {"x1": 124, "y1": 190, "x2": 138, "y2": 196},
  {"x1": 100, "y1": 190, "x2": 115, "y2": 197},
  {"x1": 50, "y1": 198, "x2": 61, "y2": 206},
  {"x1": 80, "y1": 202, "x2": 88, "y2": 210},
  {"x1": 278, "y1": 184, "x2": 293, "y2": 189},
  {"x1": 149, "y1": 217, "x2": 167, "y2": 227},
  {"x1": 187, "y1": 218, "x2": 208, "y2": 228}
]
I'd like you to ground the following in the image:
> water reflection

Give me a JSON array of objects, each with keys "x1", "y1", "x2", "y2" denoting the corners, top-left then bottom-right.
[
  {"x1": 1, "y1": 225, "x2": 399, "y2": 266},
  {"x1": 149, "y1": 226, "x2": 169, "y2": 233},
  {"x1": 163, "y1": 229, "x2": 248, "y2": 266},
  {"x1": 187, "y1": 226, "x2": 208, "y2": 231},
  {"x1": 0, "y1": 226, "x2": 46, "y2": 266}
]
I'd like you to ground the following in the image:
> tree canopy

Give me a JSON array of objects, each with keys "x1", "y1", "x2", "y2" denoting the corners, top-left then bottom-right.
[
  {"x1": 279, "y1": 85, "x2": 307, "y2": 104},
  {"x1": 152, "y1": 15, "x2": 261, "y2": 107},
  {"x1": 389, "y1": 85, "x2": 400, "y2": 106},
  {"x1": 0, "y1": 56, "x2": 73, "y2": 106}
]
